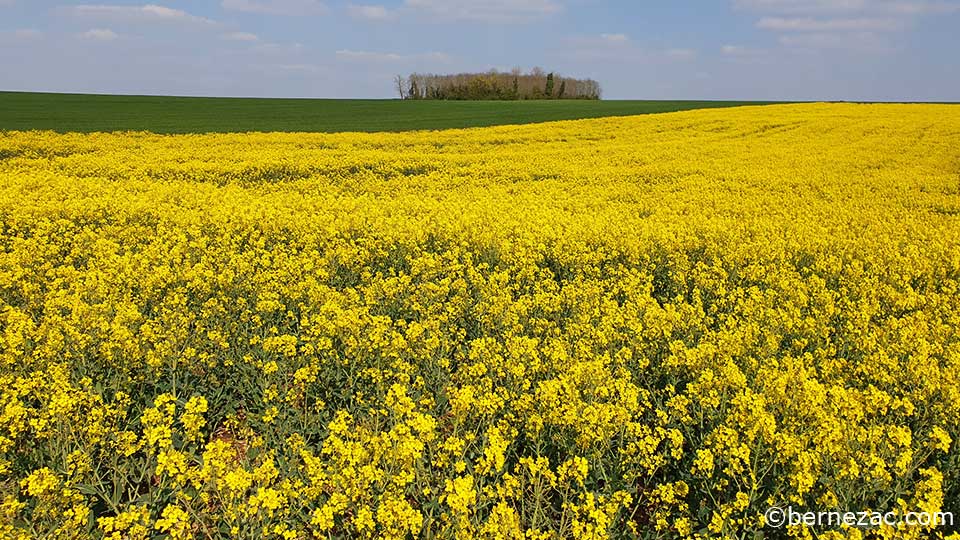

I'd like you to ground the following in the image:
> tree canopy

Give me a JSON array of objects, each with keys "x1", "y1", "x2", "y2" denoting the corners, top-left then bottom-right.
[{"x1": 398, "y1": 69, "x2": 601, "y2": 100}]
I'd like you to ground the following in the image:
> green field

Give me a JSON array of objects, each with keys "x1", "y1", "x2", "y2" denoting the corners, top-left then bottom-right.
[{"x1": 0, "y1": 91, "x2": 780, "y2": 134}]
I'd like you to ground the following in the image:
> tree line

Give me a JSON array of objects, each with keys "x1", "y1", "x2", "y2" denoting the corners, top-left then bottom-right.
[{"x1": 395, "y1": 68, "x2": 601, "y2": 100}]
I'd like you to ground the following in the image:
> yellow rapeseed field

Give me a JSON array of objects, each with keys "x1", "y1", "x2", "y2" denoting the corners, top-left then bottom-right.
[{"x1": 1, "y1": 103, "x2": 959, "y2": 539}]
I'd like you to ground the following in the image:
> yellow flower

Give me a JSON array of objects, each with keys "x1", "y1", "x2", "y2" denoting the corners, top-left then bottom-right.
[
  {"x1": 154, "y1": 505, "x2": 193, "y2": 540},
  {"x1": 930, "y1": 427, "x2": 952, "y2": 453},
  {"x1": 443, "y1": 475, "x2": 477, "y2": 516},
  {"x1": 3, "y1": 103, "x2": 960, "y2": 539},
  {"x1": 181, "y1": 396, "x2": 208, "y2": 443},
  {"x1": 557, "y1": 456, "x2": 589, "y2": 486}
]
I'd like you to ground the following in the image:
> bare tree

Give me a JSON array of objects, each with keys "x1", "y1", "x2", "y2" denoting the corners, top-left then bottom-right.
[
  {"x1": 395, "y1": 75, "x2": 407, "y2": 99},
  {"x1": 402, "y1": 69, "x2": 601, "y2": 100}
]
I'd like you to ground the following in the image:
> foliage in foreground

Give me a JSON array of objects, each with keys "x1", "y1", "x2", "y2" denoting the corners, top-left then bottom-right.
[{"x1": 1, "y1": 104, "x2": 959, "y2": 539}]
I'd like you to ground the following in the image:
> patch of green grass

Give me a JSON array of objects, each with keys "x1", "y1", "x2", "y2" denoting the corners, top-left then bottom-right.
[{"x1": 0, "y1": 91, "x2": 782, "y2": 134}]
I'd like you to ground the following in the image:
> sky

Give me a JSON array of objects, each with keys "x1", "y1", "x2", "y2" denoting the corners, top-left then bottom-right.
[{"x1": 0, "y1": 0, "x2": 958, "y2": 101}]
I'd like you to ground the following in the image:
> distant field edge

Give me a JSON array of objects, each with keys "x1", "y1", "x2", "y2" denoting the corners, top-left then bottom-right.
[{"x1": 1, "y1": 91, "x2": 792, "y2": 134}]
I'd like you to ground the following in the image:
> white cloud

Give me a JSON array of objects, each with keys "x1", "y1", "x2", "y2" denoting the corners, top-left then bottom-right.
[
  {"x1": 736, "y1": 0, "x2": 958, "y2": 51},
  {"x1": 884, "y1": 0, "x2": 960, "y2": 13},
  {"x1": 335, "y1": 49, "x2": 451, "y2": 63},
  {"x1": 735, "y1": 0, "x2": 870, "y2": 13},
  {"x1": 347, "y1": 4, "x2": 393, "y2": 20},
  {"x1": 665, "y1": 48, "x2": 696, "y2": 59},
  {"x1": 79, "y1": 28, "x2": 119, "y2": 40},
  {"x1": 570, "y1": 33, "x2": 632, "y2": 51},
  {"x1": 778, "y1": 30, "x2": 890, "y2": 50},
  {"x1": 13, "y1": 28, "x2": 43, "y2": 39},
  {"x1": 252, "y1": 41, "x2": 304, "y2": 53},
  {"x1": 719, "y1": 44, "x2": 773, "y2": 62},
  {"x1": 403, "y1": 0, "x2": 561, "y2": 22},
  {"x1": 757, "y1": 16, "x2": 899, "y2": 30},
  {"x1": 221, "y1": 0, "x2": 326, "y2": 15},
  {"x1": 69, "y1": 4, "x2": 214, "y2": 24},
  {"x1": 11, "y1": 28, "x2": 42, "y2": 40},
  {"x1": 275, "y1": 63, "x2": 322, "y2": 72},
  {"x1": 721, "y1": 44, "x2": 749, "y2": 55},
  {"x1": 736, "y1": 0, "x2": 960, "y2": 15},
  {"x1": 222, "y1": 31, "x2": 260, "y2": 41},
  {"x1": 599, "y1": 33, "x2": 629, "y2": 43},
  {"x1": 566, "y1": 35, "x2": 696, "y2": 64},
  {"x1": 336, "y1": 49, "x2": 405, "y2": 61}
]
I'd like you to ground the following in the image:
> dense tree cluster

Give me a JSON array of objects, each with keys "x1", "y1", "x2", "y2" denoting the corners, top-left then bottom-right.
[{"x1": 396, "y1": 68, "x2": 601, "y2": 100}]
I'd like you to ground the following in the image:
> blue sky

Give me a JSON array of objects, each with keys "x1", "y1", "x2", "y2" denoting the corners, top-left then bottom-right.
[{"x1": 1, "y1": 0, "x2": 958, "y2": 100}]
